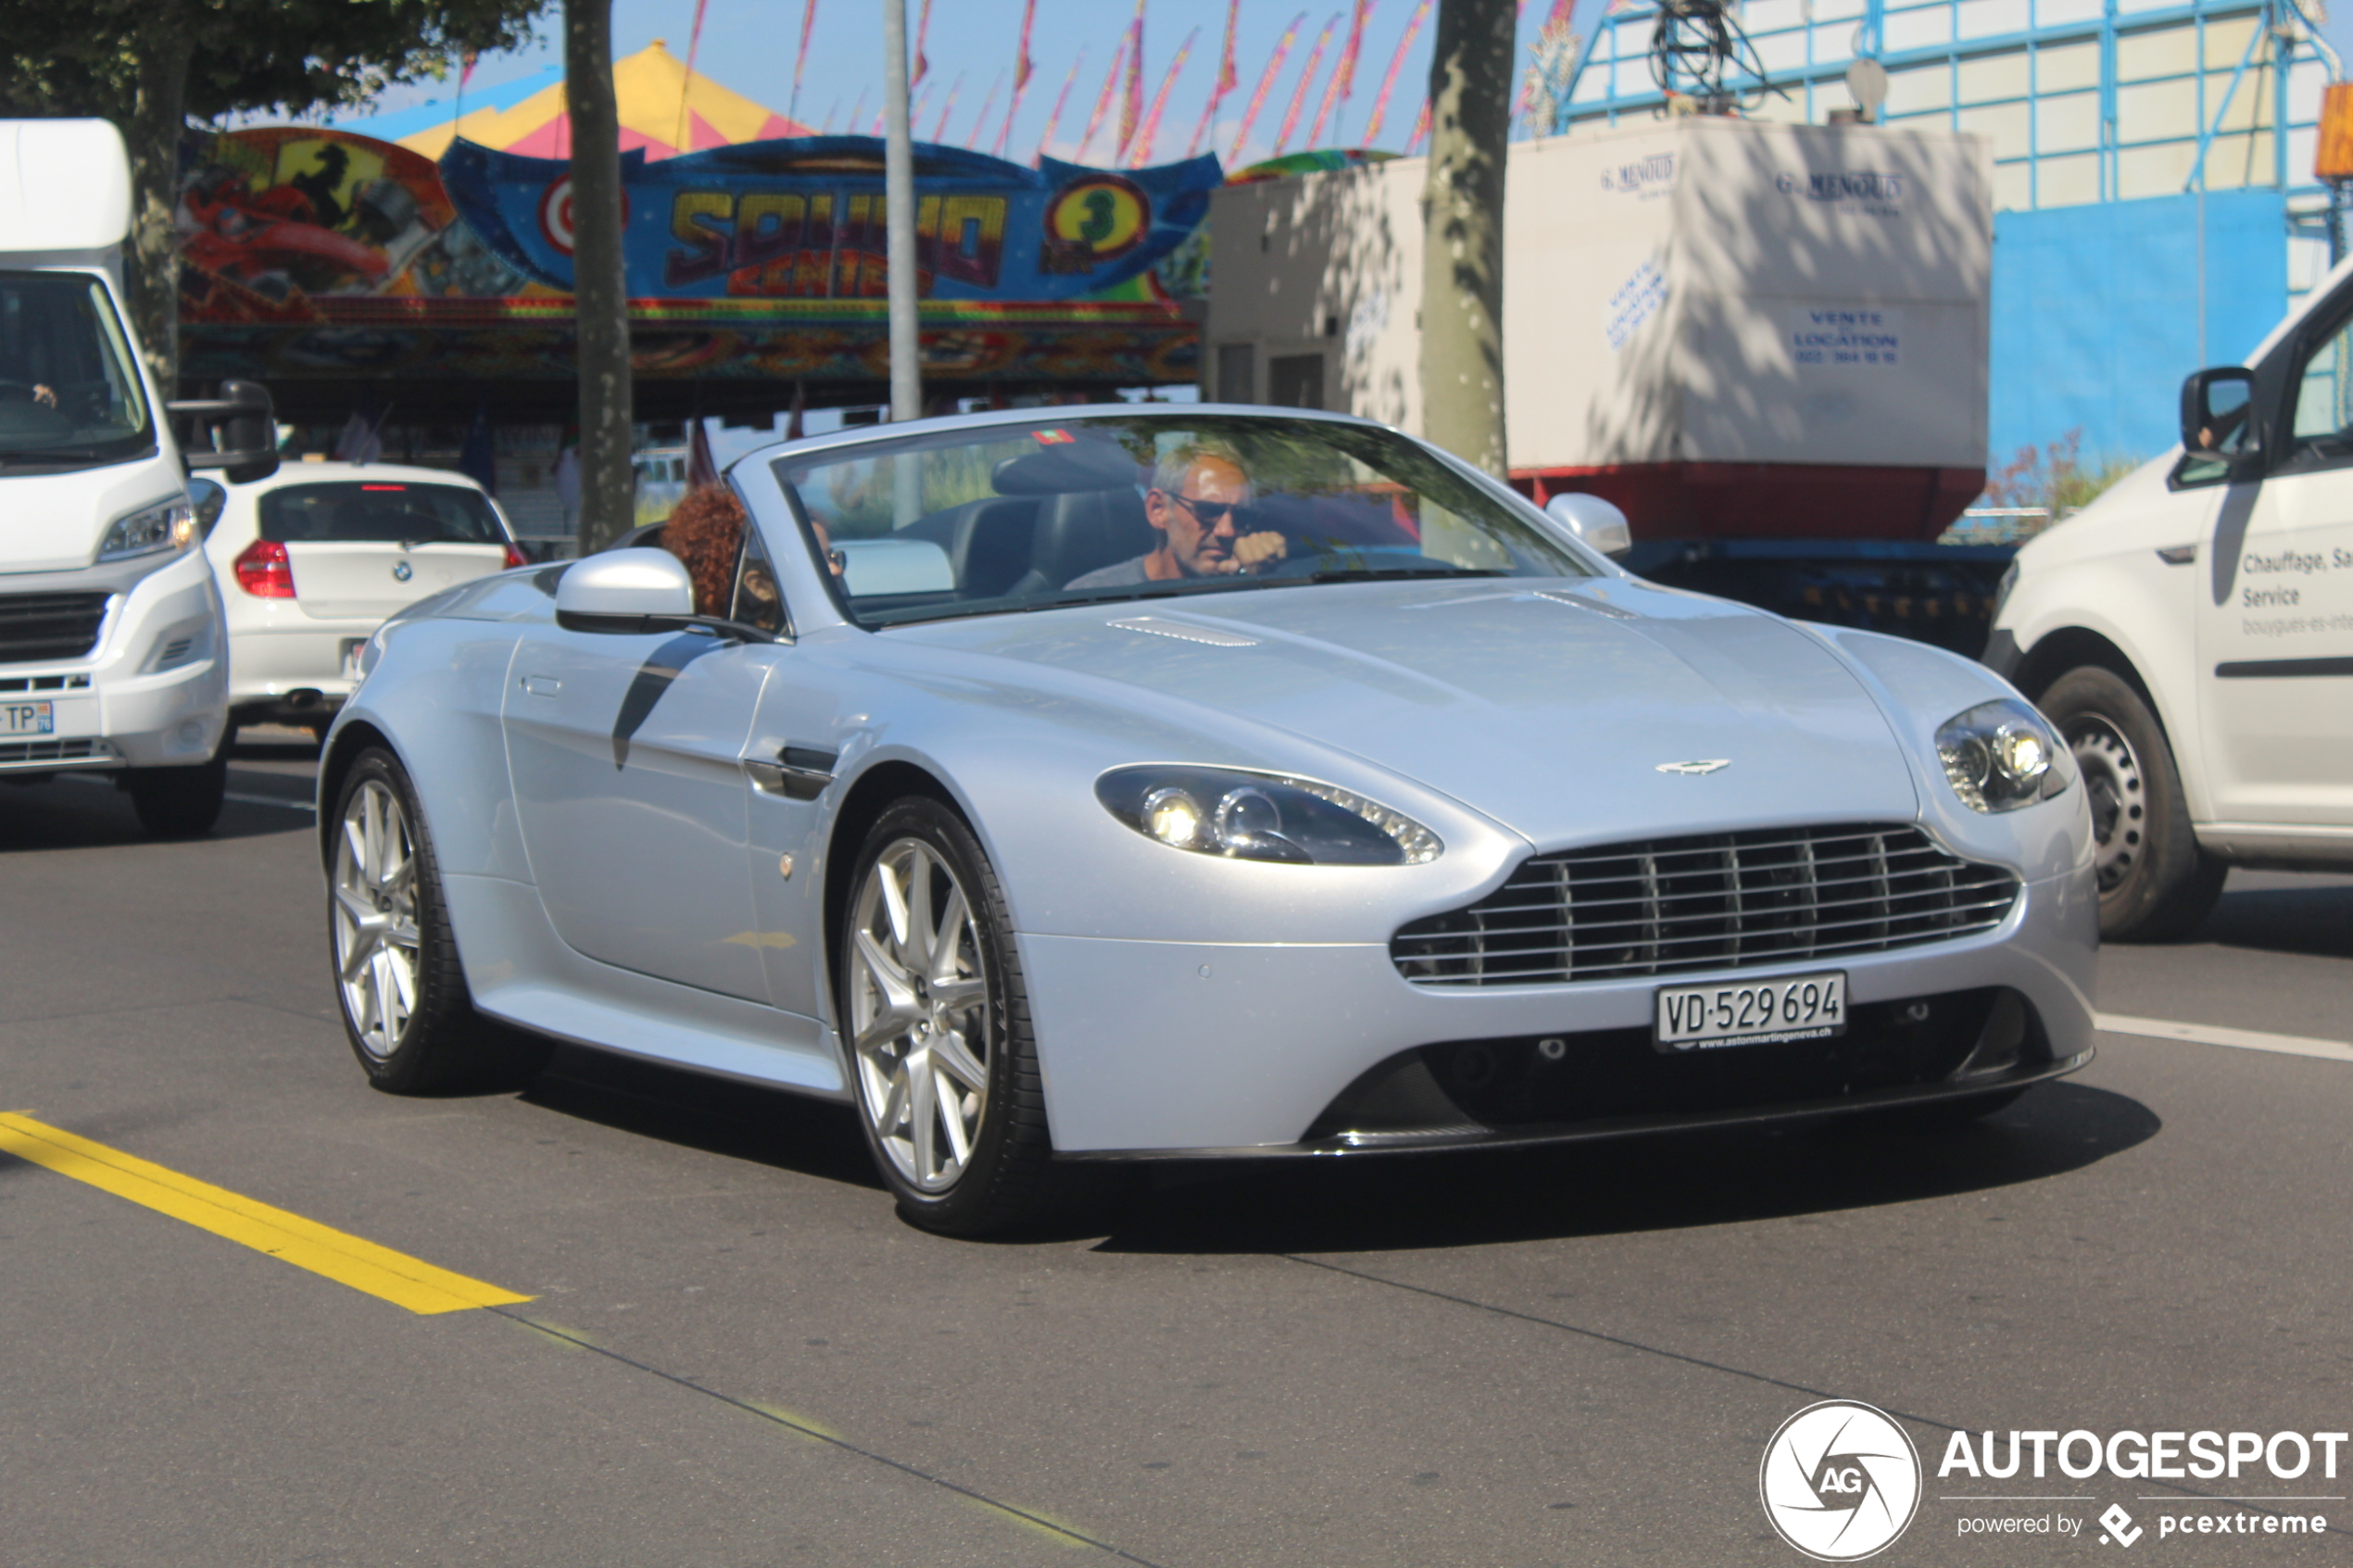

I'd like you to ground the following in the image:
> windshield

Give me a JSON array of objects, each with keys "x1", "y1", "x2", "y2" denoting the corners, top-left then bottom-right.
[
  {"x1": 259, "y1": 481, "x2": 508, "y2": 546},
  {"x1": 0, "y1": 270, "x2": 155, "y2": 467},
  {"x1": 769, "y1": 413, "x2": 1593, "y2": 629}
]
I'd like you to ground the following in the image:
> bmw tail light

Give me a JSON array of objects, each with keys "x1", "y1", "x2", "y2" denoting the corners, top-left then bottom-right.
[{"x1": 233, "y1": 537, "x2": 296, "y2": 598}]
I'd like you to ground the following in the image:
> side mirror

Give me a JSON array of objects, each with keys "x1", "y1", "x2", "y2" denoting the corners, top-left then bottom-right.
[
  {"x1": 169, "y1": 380, "x2": 281, "y2": 484},
  {"x1": 1545, "y1": 492, "x2": 1634, "y2": 560},
  {"x1": 555, "y1": 548, "x2": 697, "y2": 633},
  {"x1": 2179, "y1": 367, "x2": 2259, "y2": 467}
]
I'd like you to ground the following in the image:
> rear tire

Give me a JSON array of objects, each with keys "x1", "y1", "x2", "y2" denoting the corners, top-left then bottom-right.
[
  {"x1": 328, "y1": 746, "x2": 549, "y2": 1094},
  {"x1": 2037, "y1": 665, "x2": 2224, "y2": 941},
  {"x1": 838, "y1": 797, "x2": 1122, "y2": 1236},
  {"x1": 128, "y1": 753, "x2": 228, "y2": 838}
]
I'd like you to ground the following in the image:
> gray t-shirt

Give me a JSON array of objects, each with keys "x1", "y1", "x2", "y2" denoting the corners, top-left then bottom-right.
[{"x1": 1063, "y1": 554, "x2": 1153, "y2": 590}]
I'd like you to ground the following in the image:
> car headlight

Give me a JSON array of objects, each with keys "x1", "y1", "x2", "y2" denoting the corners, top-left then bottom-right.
[
  {"x1": 97, "y1": 496, "x2": 196, "y2": 563},
  {"x1": 1096, "y1": 765, "x2": 1443, "y2": 865},
  {"x1": 1935, "y1": 698, "x2": 2071, "y2": 812}
]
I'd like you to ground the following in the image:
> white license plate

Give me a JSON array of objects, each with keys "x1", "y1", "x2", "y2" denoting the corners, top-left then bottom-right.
[
  {"x1": 340, "y1": 639, "x2": 368, "y2": 681},
  {"x1": 1655, "y1": 971, "x2": 1847, "y2": 1051},
  {"x1": 2, "y1": 699, "x2": 54, "y2": 736}
]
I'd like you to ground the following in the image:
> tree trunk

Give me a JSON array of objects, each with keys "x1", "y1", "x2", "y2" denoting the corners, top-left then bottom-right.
[
  {"x1": 1418, "y1": 0, "x2": 1515, "y2": 476},
  {"x1": 123, "y1": 14, "x2": 191, "y2": 392},
  {"x1": 566, "y1": 0, "x2": 635, "y2": 553}
]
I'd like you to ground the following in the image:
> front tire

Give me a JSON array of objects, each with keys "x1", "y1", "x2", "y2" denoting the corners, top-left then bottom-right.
[
  {"x1": 127, "y1": 754, "x2": 227, "y2": 838},
  {"x1": 329, "y1": 747, "x2": 548, "y2": 1093},
  {"x1": 839, "y1": 797, "x2": 1114, "y2": 1236},
  {"x1": 2038, "y1": 665, "x2": 2224, "y2": 941}
]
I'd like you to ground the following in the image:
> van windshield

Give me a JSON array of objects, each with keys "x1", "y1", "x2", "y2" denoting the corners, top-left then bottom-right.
[
  {"x1": 770, "y1": 412, "x2": 1593, "y2": 630},
  {"x1": 0, "y1": 270, "x2": 155, "y2": 468}
]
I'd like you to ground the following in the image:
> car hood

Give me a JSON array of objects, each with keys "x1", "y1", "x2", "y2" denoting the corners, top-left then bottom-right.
[{"x1": 885, "y1": 579, "x2": 1919, "y2": 847}]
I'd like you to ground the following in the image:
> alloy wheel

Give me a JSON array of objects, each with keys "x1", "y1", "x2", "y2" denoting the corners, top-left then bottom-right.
[
  {"x1": 847, "y1": 836, "x2": 992, "y2": 1193},
  {"x1": 332, "y1": 777, "x2": 422, "y2": 1059}
]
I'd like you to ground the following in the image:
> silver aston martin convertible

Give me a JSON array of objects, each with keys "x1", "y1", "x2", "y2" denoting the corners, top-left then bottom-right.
[{"x1": 319, "y1": 407, "x2": 2096, "y2": 1234}]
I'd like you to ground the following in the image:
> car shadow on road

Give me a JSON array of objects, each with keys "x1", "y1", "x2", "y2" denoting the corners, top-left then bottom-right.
[
  {"x1": 521, "y1": 1044, "x2": 885, "y2": 1193},
  {"x1": 1094, "y1": 1081, "x2": 2160, "y2": 1255},
  {"x1": 0, "y1": 773, "x2": 308, "y2": 850},
  {"x1": 2186, "y1": 878, "x2": 2353, "y2": 961}
]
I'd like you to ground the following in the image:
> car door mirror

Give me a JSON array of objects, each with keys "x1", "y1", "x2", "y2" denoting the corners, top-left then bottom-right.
[
  {"x1": 2180, "y1": 367, "x2": 2259, "y2": 468},
  {"x1": 168, "y1": 379, "x2": 281, "y2": 484},
  {"x1": 555, "y1": 548, "x2": 698, "y2": 633},
  {"x1": 1544, "y1": 493, "x2": 1634, "y2": 560}
]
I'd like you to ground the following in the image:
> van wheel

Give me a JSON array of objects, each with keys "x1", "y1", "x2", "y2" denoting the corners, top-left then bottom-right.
[
  {"x1": 127, "y1": 754, "x2": 228, "y2": 838},
  {"x1": 2038, "y1": 666, "x2": 2224, "y2": 941}
]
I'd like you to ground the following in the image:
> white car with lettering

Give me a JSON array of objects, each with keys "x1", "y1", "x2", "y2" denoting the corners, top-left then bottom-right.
[{"x1": 1985, "y1": 261, "x2": 2353, "y2": 937}]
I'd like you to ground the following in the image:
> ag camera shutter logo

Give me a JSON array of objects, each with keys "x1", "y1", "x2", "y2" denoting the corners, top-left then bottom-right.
[{"x1": 1760, "y1": 1400, "x2": 1922, "y2": 1561}]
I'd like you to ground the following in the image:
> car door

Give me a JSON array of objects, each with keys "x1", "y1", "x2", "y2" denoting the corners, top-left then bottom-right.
[
  {"x1": 2196, "y1": 305, "x2": 2353, "y2": 826},
  {"x1": 503, "y1": 615, "x2": 776, "y2": 1002}
]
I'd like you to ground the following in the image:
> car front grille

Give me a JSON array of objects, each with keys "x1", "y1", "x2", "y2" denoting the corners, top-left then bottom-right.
[
  {"x1": 0, "y1": 592, "x2": 111, "y2": 663},
  {"x1": 0, "y1": 737, "x2": 107, "y2": 768},
  {"x1": 1391, "y1": 823, "x2": 2021, "y2": 987}
]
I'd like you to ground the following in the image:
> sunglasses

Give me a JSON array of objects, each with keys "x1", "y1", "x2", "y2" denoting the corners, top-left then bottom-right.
[{"x1": 1164, "y1": 492, "x2": 1261, "y2": 532}]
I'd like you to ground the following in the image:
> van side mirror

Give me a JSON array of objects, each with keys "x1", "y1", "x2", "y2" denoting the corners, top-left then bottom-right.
[
  {"x1": 169, "y1": 380, "x2": 281, "y2": 484},
  {"x1": 2180, "y1": 367, "x2": 2259, "y2": 468},
  {"x1": 1544, "y1": 492, "x2": 1634, "y2": 560}
]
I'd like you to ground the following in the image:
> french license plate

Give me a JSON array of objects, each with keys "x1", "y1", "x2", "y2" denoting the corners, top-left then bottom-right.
[
  {"x1": 340, "y1": 639, "x2": 368, "y2": 681},
  {"x1": 2, "y1": 699, "x2": 54, "y2": 736},
  {"x1": 1655, "y1": 971, "x2": 1846, "y2": 1051}
]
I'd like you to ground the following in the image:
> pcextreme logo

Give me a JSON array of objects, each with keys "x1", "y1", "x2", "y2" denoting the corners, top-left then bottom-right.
[{"x1": 1760, "y1": 1400, "x2": 1924, "y2": 1561}]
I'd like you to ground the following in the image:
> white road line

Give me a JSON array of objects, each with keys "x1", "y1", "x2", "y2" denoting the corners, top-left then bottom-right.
[
  {"x1": 225, "y1": 792, "x2": 314, "y2": 812},
  {"x1": 2097, "y1": 1013, "x2": 2353, "y2": 1063}
]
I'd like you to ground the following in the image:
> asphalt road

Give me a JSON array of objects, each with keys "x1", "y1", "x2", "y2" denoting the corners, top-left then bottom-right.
[{"x1": 5, "y1": 732, "x2": 2350, "y2": 1567}]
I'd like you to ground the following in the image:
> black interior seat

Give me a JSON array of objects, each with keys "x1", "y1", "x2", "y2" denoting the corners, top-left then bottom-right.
[
  {"x1": 948, "y1": 497, "x2": 1039, "y2": 599},
  {"x1": 1012, "y1": 488, "x2": 1155, "y2": 595}
]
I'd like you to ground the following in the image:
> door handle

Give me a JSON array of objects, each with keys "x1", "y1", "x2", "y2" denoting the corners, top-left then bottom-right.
[
  {"x1": 521, "y1": 674, "x2": 560, "y2": 696},
  {"x1": 745, "y1": 744, "x2": 836, "y2": 800}
]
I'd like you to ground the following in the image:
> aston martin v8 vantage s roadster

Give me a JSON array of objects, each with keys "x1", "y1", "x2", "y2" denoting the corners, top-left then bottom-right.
[{"x1": 319, "y1": 407, "x2": 2097, "y2": 1234}]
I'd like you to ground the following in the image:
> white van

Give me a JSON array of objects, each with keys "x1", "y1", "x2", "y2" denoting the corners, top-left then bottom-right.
[
  {"x1": 1, "y1": 119, "x2": 277, "y2": 835},
  {"x1": 1985, "y1": 261, "x2": 2353, "y2": 939}
]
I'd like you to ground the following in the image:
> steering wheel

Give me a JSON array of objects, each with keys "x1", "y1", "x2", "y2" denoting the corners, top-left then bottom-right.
[{"x1": 0, "y1": 378, "x2": 47, "y2": 402}]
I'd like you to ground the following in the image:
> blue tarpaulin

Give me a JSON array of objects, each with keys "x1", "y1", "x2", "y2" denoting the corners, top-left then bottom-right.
[{"x1": 1989, "y1": 189, "x2": 2286, "y2": 470}]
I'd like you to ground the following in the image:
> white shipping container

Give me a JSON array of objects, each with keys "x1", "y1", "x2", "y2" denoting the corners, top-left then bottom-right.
[{"x1": 1205, "y1": 117, "x2": 1993, "y2": 533}]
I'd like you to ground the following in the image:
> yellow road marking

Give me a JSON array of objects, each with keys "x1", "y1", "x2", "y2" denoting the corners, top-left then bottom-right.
[{"x1": 0, "y1": 1112, "x2": 533, "y2": 1315}]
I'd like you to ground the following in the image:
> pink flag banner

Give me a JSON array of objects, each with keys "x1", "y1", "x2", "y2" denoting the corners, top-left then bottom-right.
[
  {"x1": 1076, "y1": 35, "x2": 1128, "y2": 163},
  {"x1": 673, "y1": 0, "x2": 712, "y2": 152},
  {"x1": 1361, "y1": 0, "x2": 1428, "y2": 144},
  {"x1": 1036, "y1": 49, "x2": 1087, "y2": 162},
  {"x1": 995, "y1": 0, "x2": 1039, "y2": 156},
  {"x1": 930, "y1": 72, "x2": 964, "y2": 144},
  {"x1": 968, "y1": 69, "x2": 1006, "y2": 148},
  {"x1": 912, "y1": 0, "x2": 934, "y2": 84},
  {"x1": 1183, "y1": 0, "x2": 1241, "y2": 157},
  {"x1": 1405, "y1": 97, "x2": 1429, "y2": 153},
  {"x1": 1115, "y1": 0, "x2": 1147, "y2": 161},
  {"x1": 1229, "y1": 11, "x2": 1307, "y2": 164},
  {"x1": 1274, "y1": 13, "x2": 1341, "y2": 155},
  {"x1": 791, "y1": 0, "x2": 820, "y2": 122},
  {"x1": 1309, "y1": 0, "x2": 1374, "y2": 147},
  {"x1": 1130, "y1": 26, "x2": 1198, "y2": 167}
]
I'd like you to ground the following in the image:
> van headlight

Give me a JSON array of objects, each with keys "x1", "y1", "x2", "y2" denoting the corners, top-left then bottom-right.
[
  {"x1": 1936, "y1": 698, "x2": 2071, "y2": 812},
  {"x1": 97, "y1": 496, "x2": 196, "y2": 563},
  {"x1": 1096, "y1": 765, "x2": 1442, "y2": 865}
]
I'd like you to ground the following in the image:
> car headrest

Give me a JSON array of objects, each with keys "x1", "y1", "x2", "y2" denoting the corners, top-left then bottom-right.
[{"x1": 1027, "y1": 488, "x2": 1154, "y2": 589}]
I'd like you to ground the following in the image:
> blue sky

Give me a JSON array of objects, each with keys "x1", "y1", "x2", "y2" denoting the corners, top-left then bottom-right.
[
  {"x1": 341, "y1": 0, "x2": 1517, "y2": 169},
  {"x1": 338, "y1": 0, "x2": 2353, "y2": 171}
]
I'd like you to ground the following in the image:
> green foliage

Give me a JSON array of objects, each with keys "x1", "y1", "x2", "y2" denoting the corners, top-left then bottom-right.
[
  {"x1": 1982, "y1": 428, "x2": 2138, "y2": 529},
  {"x1": 0, "y1": 0, "x2": 548, "y2": 125}
]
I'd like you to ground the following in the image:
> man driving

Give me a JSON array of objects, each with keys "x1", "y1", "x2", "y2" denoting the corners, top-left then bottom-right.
[{"x1": 1066, "y1": 441, "x2": 1287, "y2": 588}]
